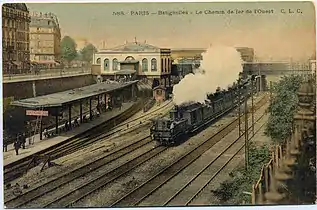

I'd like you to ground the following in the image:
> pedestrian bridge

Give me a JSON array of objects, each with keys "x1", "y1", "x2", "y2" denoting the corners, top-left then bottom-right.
[{"x1": 242, "y1": 61, "x2": 313, "y2": 76}]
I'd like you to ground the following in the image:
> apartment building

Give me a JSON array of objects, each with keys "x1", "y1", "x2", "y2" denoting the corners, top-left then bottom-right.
[
  {"x1": 29, "y1": 11, "x2": 61, "y2": 68},
  {"x1": 2, "y1": 3, "x2": 30, "y2": 74}
]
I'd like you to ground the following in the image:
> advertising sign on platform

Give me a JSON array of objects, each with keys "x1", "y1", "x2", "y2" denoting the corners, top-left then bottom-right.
[{"x1": 26, "y1": 110, "x2": 49, "y2": 116}]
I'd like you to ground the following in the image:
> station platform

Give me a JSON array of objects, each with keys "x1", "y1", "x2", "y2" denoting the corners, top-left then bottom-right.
[{"x1": 3, "y1": 101, "x2": 136, "y2": 167}]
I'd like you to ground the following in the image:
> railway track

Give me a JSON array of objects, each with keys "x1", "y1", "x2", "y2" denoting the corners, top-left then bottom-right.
[
  {"x1": 57, "y1": 96, "x2": 267, "y2": 208},
  {"x1": 163, "y1": 114, "x2": 267, "y2": 206},
  {"x1": 5, "y1": 135, "x2": 154, "y2": 208},
  {"x1": 3, "y1": 99, "x2": 172, "y2": 184},
  {"x1": 5, "y1": 95, "x2": 268, "y2": 208},
  {"x1": 110, "y1": 103, "x2": 267, "y2": 207},
  {"x1": 6, "y1": 99, "x2": 235, "y2": 208}
]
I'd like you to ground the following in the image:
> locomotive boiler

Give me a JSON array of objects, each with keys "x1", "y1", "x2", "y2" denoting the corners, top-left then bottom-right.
[{"x1": 150, "y1": 79, "x2": 250, "y2": 146}]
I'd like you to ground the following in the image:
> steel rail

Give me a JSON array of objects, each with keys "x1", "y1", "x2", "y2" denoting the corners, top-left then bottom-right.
[
  {"x1": 44, "y1": 147, "x2": 167, "y2": 208},
  {"x1": 5, "y1": 136, "x2": 152, "y2": 208},
  {"x1": 4, "y1": 99, "x2": 172, "y2": 183},
  {"x1": 163, "y1": 114, "x2": 267, "y2": 206},
  {"x1": 110, "y1": 97, "x2": 268, "y2": 207},
  {"x1": 44, "y1": 96, "x2": 262, "y2": 208},
  {"x1": 184, "y1": 122, "x2": 267, "y2": 206}
]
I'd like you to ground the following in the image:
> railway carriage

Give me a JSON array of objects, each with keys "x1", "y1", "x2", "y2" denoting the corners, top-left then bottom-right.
[{"x1": 150, "y1": 79, "x2": 251, "y2": 146}]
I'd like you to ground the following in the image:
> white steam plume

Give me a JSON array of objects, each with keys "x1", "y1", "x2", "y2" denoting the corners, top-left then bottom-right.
[{"x1": 172, "y1": 45, "x2": 243, "y2": 105}]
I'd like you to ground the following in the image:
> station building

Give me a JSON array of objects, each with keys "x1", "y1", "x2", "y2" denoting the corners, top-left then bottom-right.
[{"x1": 92, "y1": 41, "x2": 172, "y2": 89}]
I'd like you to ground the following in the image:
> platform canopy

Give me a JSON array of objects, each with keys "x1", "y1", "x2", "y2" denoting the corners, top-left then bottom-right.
[{"x1": 11, "y1": 80, "x2": 138, "y2": 108}]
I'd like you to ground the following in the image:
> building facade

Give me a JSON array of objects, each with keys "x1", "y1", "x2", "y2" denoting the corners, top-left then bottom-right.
[
  {"x1": 236, "y1": 47, "x2": 254, "y2": 62},
  {"x1": 2, "y1": 3, "x2": 30, "y2": 74},
  {"x1": 93, "y1": 41, "x2": 172, "y2": 88},
  {"x1": 29, "y1": 12, "x2": 61, "y2": 68}
]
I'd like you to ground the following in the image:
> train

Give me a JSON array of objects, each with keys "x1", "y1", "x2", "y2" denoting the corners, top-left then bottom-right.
[{"x1": 150, "y1": 79, "x2": 251, "y2": 146}]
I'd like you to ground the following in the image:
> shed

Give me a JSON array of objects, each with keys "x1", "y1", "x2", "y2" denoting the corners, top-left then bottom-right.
[{"x1": 153, "y1": 86, "x2": 167, "y2": 103}]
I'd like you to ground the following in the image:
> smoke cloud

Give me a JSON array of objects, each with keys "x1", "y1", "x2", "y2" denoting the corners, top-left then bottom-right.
[{"x1": 172, "y1": 45, "x2": 243, "y2": 105}]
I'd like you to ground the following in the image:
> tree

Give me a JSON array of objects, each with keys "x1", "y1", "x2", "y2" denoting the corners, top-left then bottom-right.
[
  {"x1": 80, "y1": 43, "x2": 98, "y2": 64},
  {"x1": 60, "y1": 36, "x2": 77, "y2": 66},
  {"x1": 264, "y1": 75, "x2": 303, "y2": 144},
  {"x1": 212, "y1": 143, "x2": 270, "y2": 204}
]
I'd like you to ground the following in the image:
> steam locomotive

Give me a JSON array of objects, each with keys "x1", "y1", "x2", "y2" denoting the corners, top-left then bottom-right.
[{"x1": 150, "y1": 79, "x2": 250, "y2": 146}]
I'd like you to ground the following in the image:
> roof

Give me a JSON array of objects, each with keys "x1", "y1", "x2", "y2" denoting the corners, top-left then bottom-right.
[
  {"x1": 29, "y1": 12, "x2": 59, "y2": 28},
  {"x1": 153, "y1": 86, "x2": 166, "y2": 90},
  {"x1": 30, "y1": 16, "x2": 58, "y2": 28},
  {"x1": 3, "y1": 3, "x2": 28, "y2": 12},
  {"x1": 11, "y1": 80, "x2": 138, "y2": 108},
  {"x1": 100, "y1": 42, "x2": 161, "y2": 53}
]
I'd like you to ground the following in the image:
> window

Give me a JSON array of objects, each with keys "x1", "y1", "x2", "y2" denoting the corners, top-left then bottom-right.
[
  {"x1": 112, "y1": 58, "x2": 118, "y2": 70},
  {"x1": 165, "y1": 58, "x2": 168, "y2": 72},
  {"x1": 151, "y1": 58, "x2": 157, "y2": 71},
  {"x1": 104, "y1": 58, "x2": 109, "y2": 71},
  {"x1": 157, "y1": 89, "x2": 162, "y2": 96},
  {"x1": 96, "y1": 58, "x2": 101, "y2": 64},
  {"x1": 142, "y1": 58, "x2": 148, "y2": 72},
  {"x1": 167, "y1": 58, "x2": 170, "y2": 71}
]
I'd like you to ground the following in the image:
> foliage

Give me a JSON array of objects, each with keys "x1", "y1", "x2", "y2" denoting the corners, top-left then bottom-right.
[
  {"x1": 60, "y1": 36, "x2": 78, "y2": 64},
  {"x1": 264, "y1": 75, "x2": 303, "y2": 144},
  {"x1": 212, "y1": 142, "x2": 271, "y2": 204},
  {"x1": 80, "y1": 43, "x2": 98, "y2": 63},
  {"x1": 3, "y1": 97, "x2": 14, "y2": 113}
]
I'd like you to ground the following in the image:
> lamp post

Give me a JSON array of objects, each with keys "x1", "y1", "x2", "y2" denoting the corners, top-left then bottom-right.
[
  {"x1": 244, "y1": 81, "x2": 249, "y2": 171},
  {"x1": 237, "y1": 72, "x2": 243, "y2": 136},
  {"x1": 237, "y1": 78, "x2": 241, "y2": 136},
  {"x1": 251, "y1": 75, "x2": 255, "y2": 136}
]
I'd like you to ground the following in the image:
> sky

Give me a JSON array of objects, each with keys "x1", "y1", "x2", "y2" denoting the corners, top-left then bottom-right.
[{"x1": 26, "y1": 1, "x2": 316, "y2": 61}]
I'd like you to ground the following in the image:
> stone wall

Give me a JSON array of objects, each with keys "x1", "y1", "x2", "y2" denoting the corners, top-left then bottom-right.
[{"x1": 3, "y1": 74, "x2": 95, "y2": 99}]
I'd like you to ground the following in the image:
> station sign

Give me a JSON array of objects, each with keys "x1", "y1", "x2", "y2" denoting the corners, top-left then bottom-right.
[{"x1": 26, "y1": 110, "x2": 49, "y2": 116}]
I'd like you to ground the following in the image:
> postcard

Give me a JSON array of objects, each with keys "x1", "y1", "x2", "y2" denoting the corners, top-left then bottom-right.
[{"x1": 2, "y1": 1, "x2": 316, "y2": 208}]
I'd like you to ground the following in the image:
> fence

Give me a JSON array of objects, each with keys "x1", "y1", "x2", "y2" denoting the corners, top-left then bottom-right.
[
  {"x1": 3, "y1": 67, "x2": 91, "y2": 81},
  {"x1": 251, "y1": 143, "x2": 285, "y2": 204},
  {"x1": 251, "y1": 77, "x2": 316, "y2": 204}
]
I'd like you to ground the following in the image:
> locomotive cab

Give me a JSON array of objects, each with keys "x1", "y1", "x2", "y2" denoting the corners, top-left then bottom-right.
[{"x1": 150, "y1": 116, "x2": 188, "y2": 146}]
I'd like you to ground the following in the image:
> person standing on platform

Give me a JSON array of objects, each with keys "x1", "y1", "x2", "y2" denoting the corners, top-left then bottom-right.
[
  {"x1": 3, "y1": 138, "x2": 8, "y2": 152},
  {"x1": 65, "y1": 122, "x2": 69, "y2": 131},
  {"x1": 96, "y1": 104, "x2": 101, "y2": 114},
  {"x1": 21, "y1": 133, "x2": 26, "y2": 149},
  {"x1": 74, "y1": 118, "x2": 79, "y2": 127},
  {"x1": 14, "y1": 140, "x2": 20, "y2": 155},
  {"x1": 16, "y1": 133, "x2": 22, "y2": 147}
]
